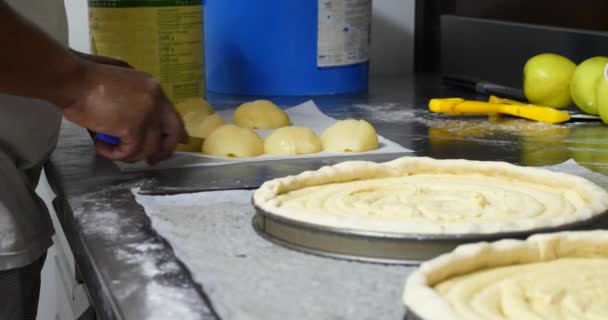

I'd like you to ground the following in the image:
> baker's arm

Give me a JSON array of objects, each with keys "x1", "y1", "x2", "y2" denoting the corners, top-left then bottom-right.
[
  {"x1": 0, "y1": 1, "x2": 187, "y2": 164},
  {"x1": 70, "y1": 49, "x2": 133, "y2": 69}
]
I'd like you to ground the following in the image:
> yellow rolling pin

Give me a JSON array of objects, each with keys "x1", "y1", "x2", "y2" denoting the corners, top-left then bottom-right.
[{"x1": 429, "y1": 98, "x2": 571, "y2": 124}]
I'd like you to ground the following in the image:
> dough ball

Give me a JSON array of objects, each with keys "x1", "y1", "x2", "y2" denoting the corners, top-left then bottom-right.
[
  {"x1": 186, "y1": 113, "x2": 225, "y2": 139},
  {"x1": 203, "y1": 124, "x2": 264, "y2": 158},
  {"x1": 321, "y1": 119, "x2": 379, "y2": 152},
  {"x1": 176, "y1": 137, "x2": 203, "y2": 152},
  {"x1": 176, "y1": 97, "x2": 214, "y2": 123},
  {"x1": 264, "y1": 126, "x2": 322, "y2": 155},
  {"x1": 232, "y1": 100, "x2": 290, "y2": 129}
]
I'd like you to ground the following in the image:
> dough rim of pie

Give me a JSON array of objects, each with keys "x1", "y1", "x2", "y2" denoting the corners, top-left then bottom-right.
[
  {"x1": 403, "y1": 230, "x2": 608, "y2": 320},
  {"x1": 253, "y1": 157, "x2": 608, "y2": 234}
]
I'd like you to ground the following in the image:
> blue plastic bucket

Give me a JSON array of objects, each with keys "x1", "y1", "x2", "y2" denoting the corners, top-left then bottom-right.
[{"x1": 204, "y1": 0, "x2": 370, "y2": 96}]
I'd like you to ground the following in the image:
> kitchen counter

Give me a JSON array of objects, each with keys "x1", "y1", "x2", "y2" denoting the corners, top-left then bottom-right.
[{"x1": 45, "y1": 74, "x2": 608, "y2": 320}]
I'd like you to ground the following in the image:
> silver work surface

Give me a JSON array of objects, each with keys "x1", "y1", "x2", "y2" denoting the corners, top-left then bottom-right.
[{"x1": 45, "y1": 74, "x2": 608, "y2": 320}]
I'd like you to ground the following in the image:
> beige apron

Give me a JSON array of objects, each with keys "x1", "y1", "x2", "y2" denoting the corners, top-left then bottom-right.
[{"x1": 0, "y1": 0, "x2": 67, "y2": 270}]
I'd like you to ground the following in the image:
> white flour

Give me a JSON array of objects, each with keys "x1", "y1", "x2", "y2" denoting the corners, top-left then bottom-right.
[
  {"x1": 352, "y1": 103, "x2": 417, "y2": 122},
  {"x1": 71, "y1": 180, "x2": 212, "y2": 320},
  {"x1": 134, "y1": 190, "x2": 413, "y2": 320}
]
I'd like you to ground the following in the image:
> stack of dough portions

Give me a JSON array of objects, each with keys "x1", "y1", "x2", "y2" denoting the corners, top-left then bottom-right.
[
  {"x1": 232, "y1": 100, "x2": 290, "y2": 129},
  {"x1": 321, "y1": 119, "x2": 379, "y2": 152},
  {"x1": 177, "y1": 98, "x2": 381, "y2": 158},
  {"x1": 175, "y1": 97, "x2": 222, "y2": 152},
  {"x1": 203, "y1": 100, "x2": 288, "y2": 157},
  {"x1": 265, "y1": 126, "x2": 322, "y2": 156},
  {"x1": 203, "y1": 125, "x2": 264, "y2": 158}
]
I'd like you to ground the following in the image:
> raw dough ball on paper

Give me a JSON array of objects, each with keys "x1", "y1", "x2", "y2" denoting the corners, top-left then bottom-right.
[
  {"x1": 186, "y1": 113, "x2": 225, "y2": 139},
  {"x1": 175, "y1": 137, "x2": 203, "y2": 152},
  {"x1": 203, "y1": 125, "x2": 264, "y2": 158},
  {"x1": 264, "y1": 126, "x2": 322, "y2": 156},
  {"x1": 321, "y1": 119, "x2": 379, "y2": 152},
  {"x1": 176, "y1": 97, "x2": 214, "y2": 123},
  {"x1": 233, "y1": 100, "x2": 290, "y2": 129}
]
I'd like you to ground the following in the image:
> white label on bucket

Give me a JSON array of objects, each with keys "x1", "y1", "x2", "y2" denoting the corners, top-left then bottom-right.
[{"x1": 317, "y1": 0, "x2": 371, "y2": 67}]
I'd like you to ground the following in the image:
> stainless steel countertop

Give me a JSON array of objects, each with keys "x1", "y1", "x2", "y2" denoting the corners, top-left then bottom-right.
[{"x1": 45, "y1": 74, "x2": 608, "y2": 320}]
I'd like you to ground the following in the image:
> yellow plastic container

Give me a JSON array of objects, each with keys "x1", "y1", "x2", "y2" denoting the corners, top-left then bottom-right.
[{"x1": 88, "y1": 0, "x2": 205, "y2": 102}]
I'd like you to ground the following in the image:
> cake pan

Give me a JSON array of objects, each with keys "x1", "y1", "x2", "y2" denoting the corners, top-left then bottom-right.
[{"x1": 253, "y1": 200, "x2": 608, "y2": 264}]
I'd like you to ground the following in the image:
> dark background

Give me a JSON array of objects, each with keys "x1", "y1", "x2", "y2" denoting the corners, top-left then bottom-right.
[{"x1": 415, "y1": 0, "x2": 608, "y2": 72}]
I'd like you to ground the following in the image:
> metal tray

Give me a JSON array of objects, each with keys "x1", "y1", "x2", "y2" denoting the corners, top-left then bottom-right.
[{"x1": 253, "y1": 201, "x2": 608, "y2": 265}]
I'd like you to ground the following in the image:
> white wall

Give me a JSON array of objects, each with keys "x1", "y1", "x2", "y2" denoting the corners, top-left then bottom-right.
[
  {"x1": 64, "y1": 0, "x2": 90, "y2": 53},
  {"x1": 64, "y1": 0, "x2": 415, "y2": 74}
]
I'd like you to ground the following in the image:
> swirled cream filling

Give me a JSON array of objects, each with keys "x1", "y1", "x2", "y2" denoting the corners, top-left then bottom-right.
[
  {"x1": 271, "y1": 174, "x2": 584, "y2": 233},
  {"x1": 435, "y1": 258, "x2": 608, "y2": 320}
]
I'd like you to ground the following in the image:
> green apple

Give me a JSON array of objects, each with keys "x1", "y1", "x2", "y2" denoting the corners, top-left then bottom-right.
[
  {"x1": 570, "y1": 56, "x2": 608, "y2": 115},
  {"x1": 596, "y1": 64, "x2": 608, "y2": 124},
  {"x1": 523, "y1": 53, "x2": 576, "y2": 109}
]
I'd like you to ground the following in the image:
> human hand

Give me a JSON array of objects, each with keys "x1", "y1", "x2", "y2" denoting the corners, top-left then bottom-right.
[
  {"x1": 71, "y1": 50, "x2": 133, "y2": 69},
  {"x1": 61, "y1": 60, "x2": 187, "y2": 164}
]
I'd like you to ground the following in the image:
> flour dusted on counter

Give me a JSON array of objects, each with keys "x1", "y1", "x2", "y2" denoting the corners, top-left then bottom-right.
[
  {"x1": 71, "y1": 181, "x2": 210, "y2": 320},
  {"x1": 134, "y1": 189, "x2": 411, "y2": 320},
  {"x1": 108, "y1": 236, "x2": 208, "y2": 320},
  {"x1": 352, "y1": 103, "x2": 417, "y2": 122}
]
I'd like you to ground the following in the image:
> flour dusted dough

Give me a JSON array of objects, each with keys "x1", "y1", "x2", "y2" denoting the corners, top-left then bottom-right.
[
  {"x1": 253, "y1": 157, "x2": 608, "y2": 234},
  {"x1": 404, "y1": 230, "x2": 608, "y2": 320},
  {"x1": 264, "y1": 126, "x2": 322, "y2": 156},
  {"x1": 321, "y1": 119, "x2": 379, "y2": 152},
  {"x1": 203, "y1": 124, "x2": 264, "y2": 158},
  {"x1": 233, "y1": 100, "x2": 290, "y2": 129}
]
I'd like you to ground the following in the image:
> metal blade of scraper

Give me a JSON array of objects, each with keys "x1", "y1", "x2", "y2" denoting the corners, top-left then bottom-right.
[
  {"x1": 487, "y1": 95, "x2": 602, "y2": 122},
  {"x1": 137, "y1": 152, "x2": 414, "y2": 195},
  {"x1": 567, "y1": 112, "x2": 602, "y2": 122}
]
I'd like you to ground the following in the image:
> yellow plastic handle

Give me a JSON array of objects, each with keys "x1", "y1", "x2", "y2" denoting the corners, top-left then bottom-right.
[
  {"x1": 503, "y1": 104, "x2": 571, "y2": 123},
  {"x1": 489, "y1": 95, "x2": 527, "y2": 106},
  {"x1": 429, "y1": 98, "x2": 501, "y2": 114},
  {"x1": 429, "y1": 97, "x2": 571, "y2": 123}
]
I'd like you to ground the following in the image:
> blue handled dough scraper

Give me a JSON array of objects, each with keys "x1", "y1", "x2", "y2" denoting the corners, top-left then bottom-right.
[{"x1": 95, "y1": 133, "x2": 121, "y2": 145}]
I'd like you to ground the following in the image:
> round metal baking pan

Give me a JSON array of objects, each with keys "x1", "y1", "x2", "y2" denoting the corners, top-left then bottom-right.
[{"x1": 253, "y1": 201, "x2": 608, "y2": 265}]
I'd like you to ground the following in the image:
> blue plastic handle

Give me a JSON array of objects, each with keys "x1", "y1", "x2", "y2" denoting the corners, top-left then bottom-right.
[{"x1": 95, "y1": 133, "x2": 121, "y2": 145}]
